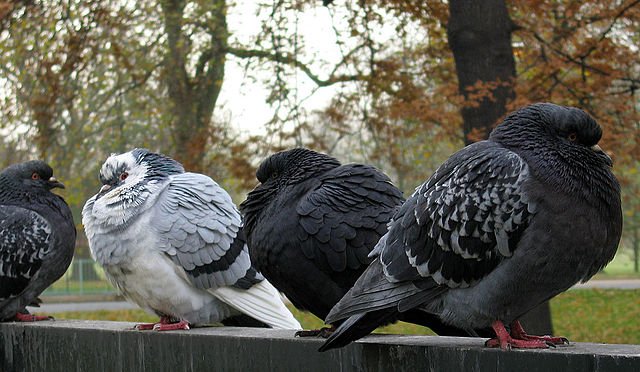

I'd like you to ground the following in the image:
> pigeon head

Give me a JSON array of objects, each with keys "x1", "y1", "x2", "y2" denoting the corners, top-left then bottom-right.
[
  {"x1": 0, "y1": 160, "x2": 64, "y2": 193},
  {"x1": 490, "y1": 102, "x2": 619, "y2": 207},
  {"x1": 255, "y1": 148, "x2": 341, "y2": 185},
  {"x1": 240, "y1": 148, "x2": 341, "y2": 232},
  {"x1": 97, "y1": 148, "x2": 184, "y2": 195},
  {"x1": 490, "y1": 103, "x2": 612, "y2": 164},
  {"x1": 88, "y1": 149, "x2": 183, "y2": 226}
]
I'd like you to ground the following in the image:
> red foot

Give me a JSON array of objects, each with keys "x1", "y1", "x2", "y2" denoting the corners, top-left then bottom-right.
[
  {"x1": 134, "y1": 316, "x2": 190, "y2": 331},
  {"x1": 510, "y1": 320, "x2": 569, "y2": 345},
  {"x1": 153, "y1": 319, "x2": 190, "y2": 331},
  {"x1": 14, "y1": 312, "x2": 53, "y2": 322},
  {"x1": 485, "y1": 337, "x2": 551, "y2": 349},
  {"x1": 486, "y1": 320, "x2": 556, "y2": 350}
]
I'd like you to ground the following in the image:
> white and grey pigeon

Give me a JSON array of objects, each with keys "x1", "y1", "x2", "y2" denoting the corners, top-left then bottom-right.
[
  {"x1": 82, "y1": 149, "x2": 301, "y2": 331},
  {"x1": 0, "y1": 160, "x2": 76, "y2": 322},
  {"x1": 320, "y1": 103, "x2": 623, "y2": 351}
]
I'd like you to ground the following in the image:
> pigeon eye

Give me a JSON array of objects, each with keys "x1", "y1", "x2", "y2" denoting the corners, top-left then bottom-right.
[
  {"x1": 568, "y1": 132, "x2": 578, "y2": 142},
  {"x1": 31, "y1": 173, "x2": 41, "y2": 180},
  {"x1": 119, "y1": 172, "x2": 129, "y2": 181}
]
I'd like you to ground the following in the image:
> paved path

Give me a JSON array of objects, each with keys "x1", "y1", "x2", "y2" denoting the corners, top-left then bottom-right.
[{"x1": 571, "y1": 279, "x2": 640, "y2": 290}]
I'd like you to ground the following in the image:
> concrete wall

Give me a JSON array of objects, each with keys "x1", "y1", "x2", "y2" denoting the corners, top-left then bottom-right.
[{"x1": 1, "y1": 320, "x2": 639, "y2": 372}]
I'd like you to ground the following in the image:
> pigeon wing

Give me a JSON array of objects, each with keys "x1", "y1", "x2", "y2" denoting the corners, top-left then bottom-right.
[
  {"x1": 0, "y1": 206, "x2": 52, "y2": 301},
  {"x1": 296, "y1": 164, "x2": 404, "y2": 273},
  {"x1": 152, "y1": 173, "x2": 251, "y2": 290},
  {"x1": 381, "y1": 141, "x2": 535, "y2": 288}
]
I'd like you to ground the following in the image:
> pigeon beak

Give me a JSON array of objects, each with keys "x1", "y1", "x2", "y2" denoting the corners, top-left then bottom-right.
[
  {"x1": 591, "y1": 144, "x2": 613, "y2": 167},
  {"x1": 99, "y1": 184, "x2": 112, "y2": 193},
  {"x1": 48, "y1": 177, "x2": 65, "y2": 189}
]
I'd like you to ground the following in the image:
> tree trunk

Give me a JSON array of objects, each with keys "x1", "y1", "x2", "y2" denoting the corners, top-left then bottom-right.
[
  {"x1": 160, "y1": 0, "x2": 227, "y2": 172},
  {"x1": 447, "y1": 0, "x2": 516, "y2": 144},
  {"x1": 447, "y1": 0, "x2": 553, "y2": 335}
]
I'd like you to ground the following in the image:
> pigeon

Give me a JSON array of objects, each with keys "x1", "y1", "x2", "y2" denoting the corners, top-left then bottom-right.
[
  {"x1": 240, "y1": 148, "x2": 488, "y2": 338},
  {"x1": 320, "y1": 103, "x2": 622, "y2": 351},
  {"x1": 0, "y1": 160, "x2": 76, "y2": 322},
  {"x1": 82, "y1": 149, "x2": 301, "y2": 331}
]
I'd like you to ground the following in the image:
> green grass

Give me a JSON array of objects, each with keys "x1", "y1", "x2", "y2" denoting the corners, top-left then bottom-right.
[
  {"x1": 551, "y1": 289, "x2": 640, "y2": 344},
  {"x1": 49, "y1": 288, "x2": 640, "y2": 344}
]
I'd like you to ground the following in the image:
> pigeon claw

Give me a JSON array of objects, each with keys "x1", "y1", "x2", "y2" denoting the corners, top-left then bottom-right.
[
  {"x1": 134, "y1": 316, "x2": 190, "y2": 331},
  {"x1": 513, "y1": 334, "x2": 568, "y2": 346},
  {"x1": 295, "y1": 326, "x2": 335, "y2": 338},
  {"x1": 486, "y1": 320, "x2": 571, "y2": 350},
  {"x1": 509, "y1": 320, "x2": 570, "y2": 346},
  {"x1": 487, "y1": 320, "x2": 562, "y2": 350},
  {"x1": 152, "y1": 319, "x2": 190, "y2": 331},
  {"x1": 134, "y1": 323, "x2": 156, "y2": 331},
  {"x1": 485, "y1": 337, "x2": 552, "y2": 350}
]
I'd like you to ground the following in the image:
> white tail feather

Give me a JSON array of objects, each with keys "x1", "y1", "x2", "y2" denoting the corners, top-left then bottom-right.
[{"x1": 211, "y1": 280, "x2": 301, "y2": 330}]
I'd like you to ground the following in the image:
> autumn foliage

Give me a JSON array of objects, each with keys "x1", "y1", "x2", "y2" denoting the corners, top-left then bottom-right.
[{"x1": 0, "y1": 1, "x2": 638, "y2": 257}]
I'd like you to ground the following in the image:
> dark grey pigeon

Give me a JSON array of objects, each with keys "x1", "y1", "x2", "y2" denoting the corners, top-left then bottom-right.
[
  {"x1": 320, "y1": 103, "x2": 622, "y2": 351},
  {"x1": 0, "y1": 160, "x2": 76, "y2": 321},
  {"x1": 240, "y1": 148, "x2": 489, "y2": 338},
  {"x1": 82, "y1": 149, "x2": 300, "y2": 331}
]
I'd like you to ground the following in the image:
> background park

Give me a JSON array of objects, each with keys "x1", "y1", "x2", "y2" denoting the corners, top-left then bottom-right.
[{"x1": 1, "y1": 0, "x2": 639, "y2": 349}]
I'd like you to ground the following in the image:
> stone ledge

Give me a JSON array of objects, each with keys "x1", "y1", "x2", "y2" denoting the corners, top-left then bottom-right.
[{"x1": 1, "y1": 320, "x2": 639, "y2": 372}]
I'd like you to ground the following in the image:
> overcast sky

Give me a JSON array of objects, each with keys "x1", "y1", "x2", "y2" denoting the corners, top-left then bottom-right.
[{"x1": 217, "y1": 3, "x2": 342, "y2": 137}]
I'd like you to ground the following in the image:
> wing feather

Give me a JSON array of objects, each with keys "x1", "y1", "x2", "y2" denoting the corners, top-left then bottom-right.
[
  {"x1": 380, "y1": 141, "x2": 535, "y2": 288},
  {"x1": 0, "y1": 206, "x2": 52, "y2": 300},
  {"x1": 296, "y1": 164, "x2": 404, "y2": 273},
  {"x1": 152, "y1": 173, "x2": 250, "y2": 290}
]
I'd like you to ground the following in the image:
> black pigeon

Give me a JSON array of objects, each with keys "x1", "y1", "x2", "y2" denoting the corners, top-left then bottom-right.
[
  {"x1": 0, "y1": 161, "x2": 76, "y2": 321},
  {"x1": 320, "y1": 103, "x2": 623, "y2": 351},
  {"x1": 240, "y1": 148, "x2": 486, "y2": 337}
]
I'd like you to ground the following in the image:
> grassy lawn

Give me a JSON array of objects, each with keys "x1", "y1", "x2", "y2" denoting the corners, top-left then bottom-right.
[
  {"x1": 50, "y1": 288, "x2": 640, "y2": 345},
  {"x1": 551, "y1": 288, "x2": 640, "y2": 344}
]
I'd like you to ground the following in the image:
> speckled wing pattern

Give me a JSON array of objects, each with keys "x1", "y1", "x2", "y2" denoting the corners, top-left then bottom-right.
[
  {"x1": 380, "y1": 141, "x2": 536, "y2": 288},
  {"x1": 153, "y1": 173, "x2": 251, "y2": 290},
  {"x1": 0, "y1": 206, "x2": 51, "y2": 300},
  {"x1": 296, "y1": 164, "x2": 404, "y2": 273},
  {"x1": 325, "y1": 142, "x2": 536, "y2": 323}
]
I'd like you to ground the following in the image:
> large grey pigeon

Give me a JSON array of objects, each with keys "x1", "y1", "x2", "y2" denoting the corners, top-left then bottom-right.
[
  {"x1": 320, "y1": 103, "x2": 622, "y2": 351},
  {"x1": 240, "y1": 148, "x2": 490, "y2": 338},
  {"x1": 82, "y1": 149, "x2": 301, "y2": 331},
  {"x1": 0, "y1": 160, "x2": 76, "y2": 321}
]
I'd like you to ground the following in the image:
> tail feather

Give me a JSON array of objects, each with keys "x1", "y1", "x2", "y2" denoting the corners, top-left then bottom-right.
[
  {"x1": 318, "y1": 308, "x2": 399, "y2": 352},
  {"x1": 212, "y1": 279, "x2": 301, "y2": 330}
]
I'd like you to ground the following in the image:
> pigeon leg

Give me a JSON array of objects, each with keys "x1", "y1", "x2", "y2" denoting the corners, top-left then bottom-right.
[
  {"x1": 14, "y1": 312, "x2": 53, "y2": 322},
  {"x1": 295, "y1": 325, "x2": 336, "y2": 338},
  {"x1": 509, "y1": 320, "x2": 569, "y2": 345},
  {"x1": 484, "y1": 320, "x2": 552, "y2": 350}
]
